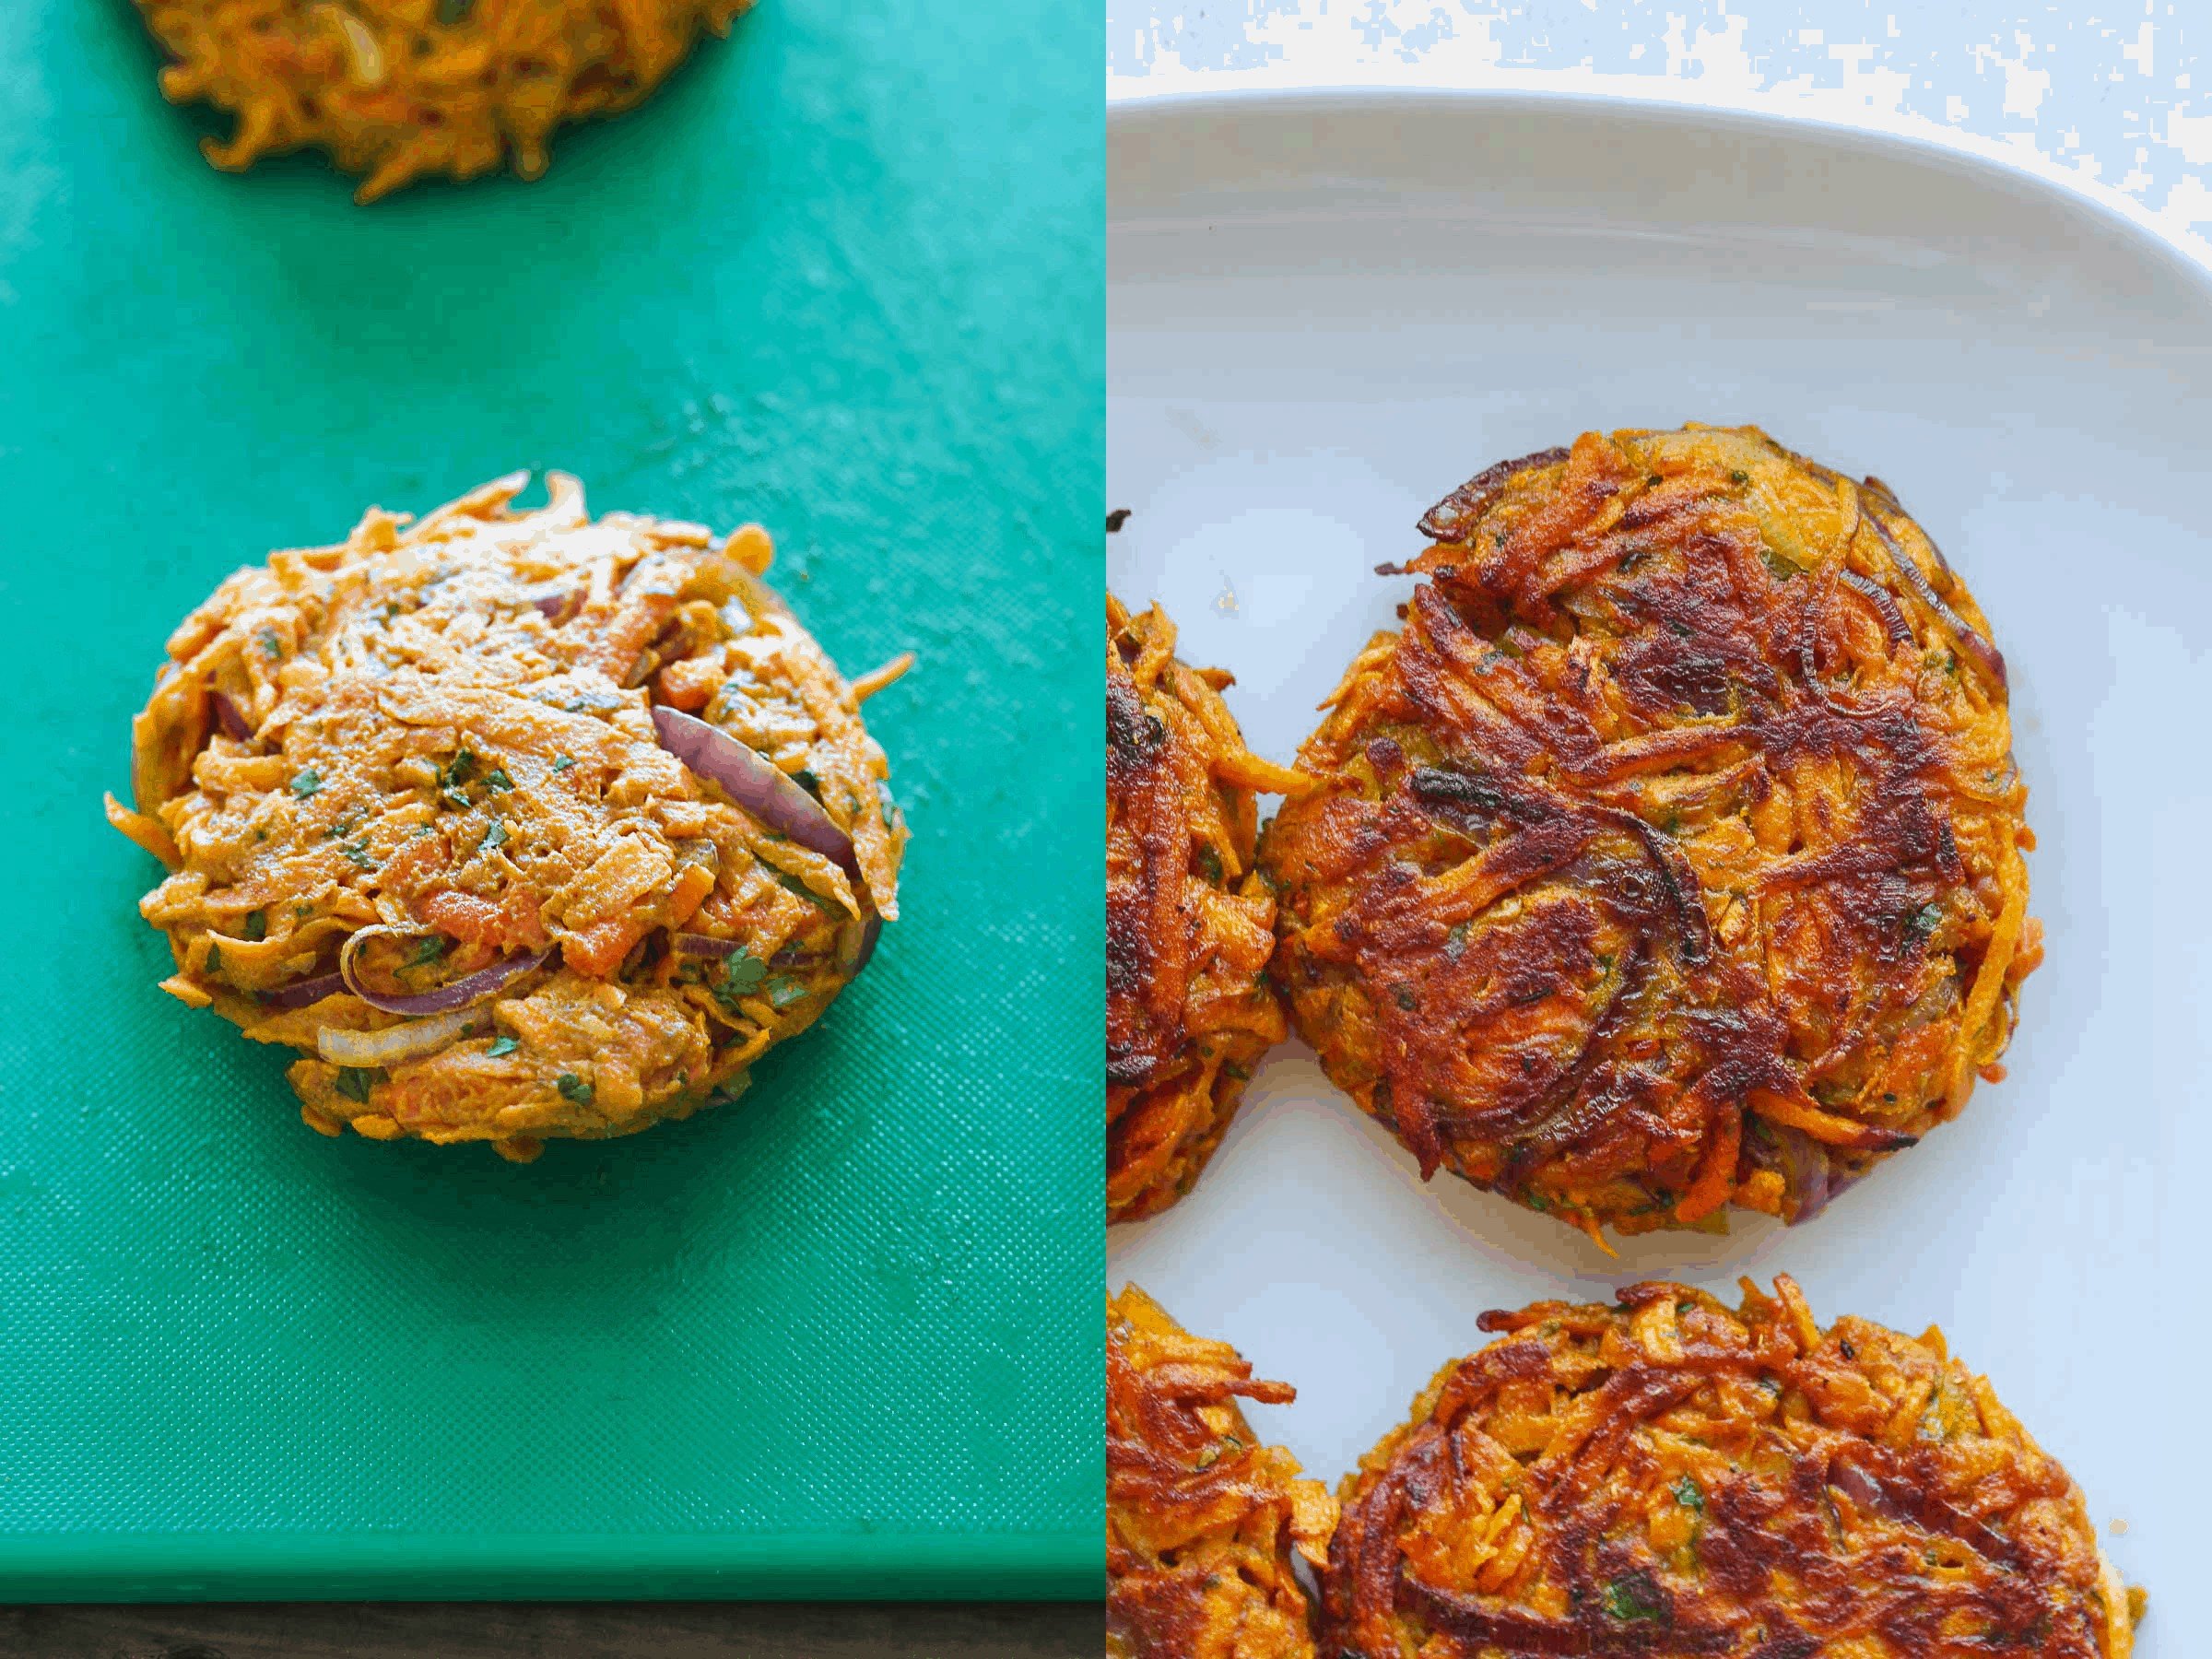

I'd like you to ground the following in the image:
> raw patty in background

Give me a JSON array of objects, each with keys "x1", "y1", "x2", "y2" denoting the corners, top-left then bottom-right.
[{"x1": 134, "y1": 0, "x2": 752, "y2": 202}]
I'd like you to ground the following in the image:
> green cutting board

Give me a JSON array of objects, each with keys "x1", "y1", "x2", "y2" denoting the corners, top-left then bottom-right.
[{"x1": 0, "y1": 0, "x2": 1100, "y2": 1602}]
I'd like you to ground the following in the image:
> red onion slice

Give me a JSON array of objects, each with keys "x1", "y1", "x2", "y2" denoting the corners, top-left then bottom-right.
[
  {"x1": 649, "y1": 706, "x2": 857, "y2": 878},
  {"x1": 339, "y1": 925, "x2": 554, "y2": 1015},
  {"x1": 674, "y1": 932, "x2": 742, "y2": 958},
  {"x1": 261, "y1": 971, "x2": 347, "y2": 1010},
  {"x1": 209, "y1": 690, "x2": 253, "y2": 741}
]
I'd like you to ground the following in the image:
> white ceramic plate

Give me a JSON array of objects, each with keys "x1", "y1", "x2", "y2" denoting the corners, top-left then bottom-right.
[{"x1": 1108, "y1": 89, "x2": 2212, "y2": 1634}]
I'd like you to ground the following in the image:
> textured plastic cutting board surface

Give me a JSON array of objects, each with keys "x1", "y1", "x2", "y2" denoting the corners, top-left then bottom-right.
[{"x1": 0, "y1": 0, "x2": 1100, "y2": 1602}]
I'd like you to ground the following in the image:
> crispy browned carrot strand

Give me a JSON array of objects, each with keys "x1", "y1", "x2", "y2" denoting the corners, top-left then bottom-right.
[
  {"x1": 1261, "y1": 426, "x2": 2040, "y2": 1238},
  {"x1": 1106, "y1": 597, "x2": 1307, "y2": 1222},
  {"x1": 116, "y1": 472, "x2": 904, "y2": 1159},
  {"x1": 133, "y1": 0, "x2": 754, "y2": 204},
  {"x1": 1108, "y1": 1286, "x2": 1337, "y2": 1659},
  {"x1": 1322, "y1": 1276, "x2": 2135, "y2": 1659}
]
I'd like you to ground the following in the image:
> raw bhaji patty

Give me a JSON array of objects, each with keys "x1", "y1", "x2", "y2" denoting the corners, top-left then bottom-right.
[
  {"x1": 1261, "y1": 426, "x2": 2040, "y2": 1241},
  {"x1": 108, "y1": 471, "x2": 907, "y2": 1161},
  {"x1": 134, "y1": 0, "x2": 753, "y2": 204},
  {"x1": 1321, "y1": 1276, "x2": 2136, "y2": 1658},
  {"x1": 1107, "y1": 1285, "x2": 1337, "y2": 1659},
  {"x1": 1107, "y1": 597, "x2": 1307, "y2": 1222}
]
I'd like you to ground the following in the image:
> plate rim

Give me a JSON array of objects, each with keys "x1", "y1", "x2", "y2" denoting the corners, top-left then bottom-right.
[{"x1": 1108, "y1": 84, "x2": 2212, "y2": 309}]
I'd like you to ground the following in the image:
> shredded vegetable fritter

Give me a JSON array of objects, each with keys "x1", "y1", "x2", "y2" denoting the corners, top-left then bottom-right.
[
  {"x1": 1322, "y1": 1275, "x2": 2136, "y2": 1659},
  {"x1": 1260, "y1": 427, "x2": 2040, "y2": 1241},
  {"x1": 1108, "y1": 1285, "x2": 1337, "y2": 1659},
  {"x1": 134, "y1": 0, "x2": 753, "y2": 204},
  {"x1": 108, "y1": 472, "x2": 906, "y2": 1160},
  {"x1": 1107, "y1": 597, "x2": 1307, "y2": 1223}
]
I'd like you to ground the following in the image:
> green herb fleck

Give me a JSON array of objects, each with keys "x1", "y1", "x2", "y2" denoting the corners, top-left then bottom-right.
[
  {"x1": 482, "y1": 769, "x2": 513, "y2": 793},
  {"x1": 1525, "y1": 1193, "x2": 1549, "y2": 1213},
  {"x1": 442, "y1": 749, "x2": 477, "y2": 787},
  {"x1": 1674, "y1": 1476, "x2": 1705, "y2": 1512},
  {"x1": 793, "y1": 768, "x2": 822, "y2": 800},
  {"x1": 1393, "y1": 985, "x2": 1418, "y2": 1011},
  {"x1": 1444, "y1": 920, "x2": 1471, "y2": 960},
  {"x1": 1905, "y1": 901, "x2": 1944, "y2": 943},
  {"x1": 242, "y1": 911, "x2": 266, "y2": 942},
  {"x1": 204, "y1": 944, "x2": 222, "y2": 975},
  {"x1": 555, "y1": 1073, "x2": 593, "y2": 1105},
  {"x1": 553, "y1": 754, "x2": 576, "y2": 772},
  {"x1": 766, "y1": 976, "x2": 809, "y2": 1010},
  {"x1": 1729, "y1": 469, "x2": 1748, "y2": 485},
  {"x1": 1759, "y1": 545, "x2": 1799, "y2": 582},
  {"x1": 1645, "y1": 474, "x2": 1664, "y2": 488},
  {"x1": 1222, "y1": 1061, "x2": 1252, "y2": 1081},
  {"x1": 342, "y1": 842, "x2": 376, "y2": 870},
  {"x1": 1196, "y1": 844, "x2": 1225, "y2": 885},
  {"x1": 1601, "y1": 1570, "x2": 1667, "y2": 1625},
  {"x1": 481, "y1": 820, "x2": 509, "y2": 850},
  {"x1": 257, "y1": 628, "x2": 283, "y2": 660},
  {"x1": 289, "y1": 769, "x2": 321, "y2": 798},
  {"x1": 408, "y1": 935, "x2": 448, "y2": 968},
  {"x1": 487, "y1": 1036, "x2": 520, "y2": 1058},
  {"x1": 769, "y1": 866, "x2": 838, "y2": 911},
  {"x1": 335, "y1": 1068, "x2": 379, "y2": 1104},
  {"x1": 713, "y1": 953, "x2": 770, "y2": 1007}
]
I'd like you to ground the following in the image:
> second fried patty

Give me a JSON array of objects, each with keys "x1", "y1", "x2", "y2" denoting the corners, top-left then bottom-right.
[{"x1": 1260, "y1": 426, "x2": 2040, "y2": 1241}]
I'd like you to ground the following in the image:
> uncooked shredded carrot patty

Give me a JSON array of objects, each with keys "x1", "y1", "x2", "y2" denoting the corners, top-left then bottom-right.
[
  {"x1": 1107, "y1": 1284, "x2": 1337, "y2": 1659},
  {"x1": 1107, "y1": 595, "x2": 1308, "y2": 1223},
  {"x1": 1259, "y1": 426, "x2": 2040, "y2": 1242},
  {"x1": 109, "y1": 472, "x2": 907, "y2": 1161},
  {"x1": 133, "y1": 0, "x2": 753, "y2": 204},
  {"x1": 1321, "y1": 1276, "x2": 2137, "y2": 1659}
]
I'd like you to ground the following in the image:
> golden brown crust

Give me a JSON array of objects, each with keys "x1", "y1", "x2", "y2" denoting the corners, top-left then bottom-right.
[
  {"x1": 1106, "y1": 597, "x2": 1306, "y2": 1222},
  {"x1": 1108, "y1": 1285, "x2": 1337, "y2": 1659},
  {"x1": 1323, "y1": 1276, "x2": 2131, "y2": 1659},
  {"x1": 134, "y1": 0, "x2": 753, "y2": 204},
  {"x1": 1260, "y1": 426, "x2": 2039, "y2": 1241},
  {"x1": 111, "y1": 472, "x2": 903, "y2": 1158}
]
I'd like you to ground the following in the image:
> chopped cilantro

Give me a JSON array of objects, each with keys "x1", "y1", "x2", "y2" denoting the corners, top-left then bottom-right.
[
  {"x1": 1673, "y1": 1476, "x2": 1705, "y2": 1512},
  {"x1": 487, "y1": 1036, "x2": 520, "y2": 1058},
  {"x1": 288, "y1": 769, "x2": 321, "y2": 798},
  {"x1": 204, "y1": 944, "x2": 222, "y2": 975},
  {"x1": 257, "y1": 627, "x2": 283, "y2": 660},
  {"x1": 335, "y1": 1067, "x2": 379, "y2": 1104},
  {"x1": 408, "y1": 936, "x2": 448, "y2": 968},
  {"x1": 1904, "y1": 901, "x2": 1944, "y2": 943},
  {"x1": 342, "y1": 842, "x2": 376, "y2": 870},
  {"x1": 793, "y1": 768, "x2": 823, "y2": 800},
  {"x1": 442, "y1": 749, "x2": 477, "y2": 787},
  {"x1": 1525, "y1": 1193, "x2": 1549, "y2": 1212},
  {"x1": 713, "y1": 953, "x2": 769, "y2": 1007},
  {"x1": 766, "y1": 976, "x2": 809, "y2": 1010},
  {"x1": 481, "y1": 820, "x2": 509, "y2": 850},
  {"x1": 1759, "y1": 545, "x2": 1799, "y2": 582},
  {"x1": 1645, "y1": 474, "x2": 1664, "y2": 488},
  {"x1": 242, "y1": 911, "x2": 266, "y2": 942},
  {"x1": 1195, "y1": 844, "x2": 1225, "y2": 885},
  {"x1": 1444, "y1": 920, "x2": 1471, "y2": 960},
  {"x1": 1601, "y1": 1570, "x2": 1666, "y2": 1625},
  {"x1": 553, "y1": 754, "x2": 576, "y2": 772},
  {"x1": 1729, "y1": 469, "x2": 1748, "y2": 485},
  {"x1": 1222, "y1": 1061, "x2": 1251, "y2": 1081},
  {"x1": 555, "y1": 1073, "x2": 593, "y2": 1105},
  {"x1": 482, "y1": 769, "x2": 513, "y2": 793},
  {"x1": 768, "y1": 866, "x2": 838, "y2": 911}
]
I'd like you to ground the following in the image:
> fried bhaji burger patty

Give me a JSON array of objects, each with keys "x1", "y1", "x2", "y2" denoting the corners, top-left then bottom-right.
[
  {"x1": 134, "y1": 0, "x2": 752, "y2": 203},
  {"x1": 108, "y1": 471, "x2": 906, "y2": 1160},
  {"x1": 1107, "y1": 597, "x2": 1308, "y2": 1222},
  {"x1": 1322, "y1": 1276, "x2": 2136, "y2": 1659},
  {"x1": 1108, "y1": 1285, "x2": 1338, "y2": 1659},
  {"x1": 1260, "y1": 426, "x2": 2040, "y2": 1241}
]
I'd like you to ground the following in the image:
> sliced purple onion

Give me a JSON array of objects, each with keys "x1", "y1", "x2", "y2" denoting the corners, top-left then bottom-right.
[
  {"x1": 846, "y1": 915, "x2": 881, "y2": 972},
  {"x1": 209, "y1": 690, "x2": 253, "y2": 741},
  {"x1": 261, "y1": 971, "x2": 347, "y2": 1011},
  {"x1": 339, "y1": 925, "x2": 554, "y2": 1015},
  {"x1": 649, "y1": 706, "x2": 857, "y2": 878},
  {"x1": 674, "y1": 932, "x2": 743, "y2": 958},
  {"x1": 530, "y1": 592, "x2": 571, "y2": 621}
]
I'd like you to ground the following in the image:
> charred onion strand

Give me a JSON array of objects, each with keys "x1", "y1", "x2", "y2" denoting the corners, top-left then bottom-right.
[{"x1": 339, "y1": 925, "x2": 553, "y2": 1015}]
